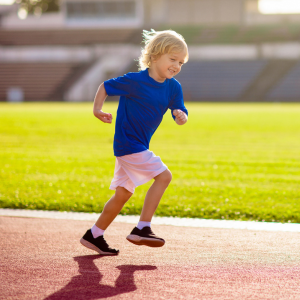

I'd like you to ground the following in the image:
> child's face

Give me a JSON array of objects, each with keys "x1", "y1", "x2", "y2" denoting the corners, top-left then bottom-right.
[{"x1": 150, "y1": 50, "x2": 186, "y2": 82}]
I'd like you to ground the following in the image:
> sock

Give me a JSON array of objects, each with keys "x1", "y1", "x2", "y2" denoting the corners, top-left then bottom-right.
[
  {"x1": 137, "y1": 221, "x2": 151, "y2": 230},
  {"x1": 91, "y1": 224, "x2": 105, "y2": 238}
]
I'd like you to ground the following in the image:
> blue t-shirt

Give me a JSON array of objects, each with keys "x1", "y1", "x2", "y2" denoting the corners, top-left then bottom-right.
[{"x1": 104, "y1": 69, "x2": 188, "y2": 157}]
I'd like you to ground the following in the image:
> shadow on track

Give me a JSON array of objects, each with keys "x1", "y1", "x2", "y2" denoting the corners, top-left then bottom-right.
[{"x1": 44, "y1": 255, "x2": 157, "y2": 300}]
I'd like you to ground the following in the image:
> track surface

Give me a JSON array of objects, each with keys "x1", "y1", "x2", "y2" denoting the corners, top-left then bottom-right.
[{"x1": 1, "y1": 216, "x2": 300, "y2": 299}]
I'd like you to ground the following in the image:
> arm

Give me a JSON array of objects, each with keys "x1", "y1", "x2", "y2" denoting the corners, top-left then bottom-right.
[
  {"x1": 173, "y1": 109, "x2": 188, "y2": 125},
  {"x1": 93, "y1": 83, "x2": 113, "y2": 124}
]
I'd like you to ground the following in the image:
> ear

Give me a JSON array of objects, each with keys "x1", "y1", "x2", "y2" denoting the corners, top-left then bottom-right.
[{"x1": 151, "y1": 55, "x2": 157, "y2": 63}]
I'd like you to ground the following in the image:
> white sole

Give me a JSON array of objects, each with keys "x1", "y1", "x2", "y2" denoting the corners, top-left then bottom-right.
[
  {"x1": 126, "y1": 234, "x2": 165, "y2": 247},
  {"x1": 80, "y1": 238, "x2": 118, "y2": 255}
]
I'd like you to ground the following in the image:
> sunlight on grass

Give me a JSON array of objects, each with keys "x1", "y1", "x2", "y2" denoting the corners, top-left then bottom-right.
[{"x1": 1, "y1": 102, "x2": 300, "y2": 222}]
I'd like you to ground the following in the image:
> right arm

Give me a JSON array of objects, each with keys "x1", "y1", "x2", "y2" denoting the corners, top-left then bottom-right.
[{"x1": 93, "y1": 83, "x2": 113, "y2": 124}]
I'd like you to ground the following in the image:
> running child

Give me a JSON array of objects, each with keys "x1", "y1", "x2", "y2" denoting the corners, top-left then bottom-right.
[{"x1": 80, "y1": 29, "x2": 189, "y2": 255}]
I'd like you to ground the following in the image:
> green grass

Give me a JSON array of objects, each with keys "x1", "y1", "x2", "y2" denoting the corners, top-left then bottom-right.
[{"x1": 1, "y1": 102, "x2": 300, "y2": 223}]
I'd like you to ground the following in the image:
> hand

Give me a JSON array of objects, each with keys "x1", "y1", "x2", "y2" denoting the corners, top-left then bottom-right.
[
  {"x1": 93, "y1": 109, "x2": 113, "y2": 124},
  {"x1": 173, "y1": 109, "x2": 188, "y2": 125}
]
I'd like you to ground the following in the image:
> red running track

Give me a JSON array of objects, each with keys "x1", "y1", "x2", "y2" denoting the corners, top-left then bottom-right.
[{"x1": 1, "y1": 216, "x2": 300, "y2": 299}]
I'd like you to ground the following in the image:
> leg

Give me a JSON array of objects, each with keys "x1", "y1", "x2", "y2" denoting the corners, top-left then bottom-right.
[
  {"x1": 80, "y1": 187, "x2": 132, "y2": 255},
  {"x1": 126, "y1": 169, "x2": 171, "y2": 247},
  {"x1": 139, "y1": 169, "x2": 172, "y2": 222},
  {"x1": 95, "y1": 186, "x2": 133, "y2": 230}
]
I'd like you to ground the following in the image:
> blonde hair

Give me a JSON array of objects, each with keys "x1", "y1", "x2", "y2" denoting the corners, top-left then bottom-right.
[{"x1": 138, "y1": 29, "x2": 189, "y2": 70}]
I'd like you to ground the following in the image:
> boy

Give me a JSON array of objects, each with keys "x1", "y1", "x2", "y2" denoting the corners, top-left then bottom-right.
[{"x1": 80, "y1": 29, "x2": 189, "y2": 255}]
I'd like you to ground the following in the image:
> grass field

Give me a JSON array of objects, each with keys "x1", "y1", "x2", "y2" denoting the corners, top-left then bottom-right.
[{"x1": 1, "y1": 102, "x2": 300, "y2": 223}]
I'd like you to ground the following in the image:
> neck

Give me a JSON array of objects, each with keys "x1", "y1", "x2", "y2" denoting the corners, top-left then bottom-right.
[{"x1": 148, "y1": 68, "x2": 166, "y2": 83}]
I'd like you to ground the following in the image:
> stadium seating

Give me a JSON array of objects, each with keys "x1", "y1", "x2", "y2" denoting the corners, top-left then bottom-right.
[
  {"x1": 175, "y1": 60, "x2": 267, "y2": 100},
  {"x1": 267, "y1": 62, "x2": 300, "y2": 100},
  {"x1": 0, "y1": 27, "x2": 140, "y2": 101},
  {"x1": 0, "y1": 62, "x2": 84, "y2": 101},
  {"x1": 1, "y1": 24, "x2": 299, "y2": 102},
  {"x1": 2, "y1": 59, "x2": 298, "y2": 102}
]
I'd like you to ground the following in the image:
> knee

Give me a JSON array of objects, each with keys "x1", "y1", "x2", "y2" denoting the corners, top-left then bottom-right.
[
  {"x1": 156, "y1": 169, "x2": 172, "y2": 186},
  {"x1": 115, "y1": 187, "x2": 133, "y2": 202}
]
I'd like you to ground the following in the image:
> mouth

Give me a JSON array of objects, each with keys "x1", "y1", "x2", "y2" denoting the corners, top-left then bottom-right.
[{"x1": 168, "y1": 69, "x2": 176, "y2": 75}]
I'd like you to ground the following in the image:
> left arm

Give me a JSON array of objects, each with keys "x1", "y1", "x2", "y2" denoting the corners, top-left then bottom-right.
[{"x1": 169, "y1": 81, "x2": 188, "y2": 125}]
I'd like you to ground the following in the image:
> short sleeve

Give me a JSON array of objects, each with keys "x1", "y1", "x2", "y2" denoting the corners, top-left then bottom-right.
[
  {"x1": 104, "y1": 73, "x2": 132, "y2": 97},
  {"x1": 168, "y1": 81, "x2": 188, "y2": 120}
]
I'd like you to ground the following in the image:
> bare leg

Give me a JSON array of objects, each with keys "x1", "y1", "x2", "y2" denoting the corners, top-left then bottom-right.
[
  {"x1": 95, "y1": 187, "x2": 133, "y2": 230},
  {"x1": 139, "y1": 169, "x2": 172, "y2": 222}
]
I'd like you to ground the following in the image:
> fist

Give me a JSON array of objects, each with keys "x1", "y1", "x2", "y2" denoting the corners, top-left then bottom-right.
[
  {"x1": 94, "y1": 109, "x2": 113, "y2": 123},
  {"x1": 173, "y1": 109, "x2": 188, "y2": 125}
]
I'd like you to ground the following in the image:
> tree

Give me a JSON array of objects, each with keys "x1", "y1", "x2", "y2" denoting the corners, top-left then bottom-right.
[{"x1": 16, "y1": 0, "x2": 59, "y2": 17}]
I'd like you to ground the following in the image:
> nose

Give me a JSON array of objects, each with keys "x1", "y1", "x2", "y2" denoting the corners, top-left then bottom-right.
[
  {"x1": 175, "y1": 62, "x2": 181, "y2": 71},
  {"x1": 173, "y1": 61, "x2": 180, "y2": 70}
]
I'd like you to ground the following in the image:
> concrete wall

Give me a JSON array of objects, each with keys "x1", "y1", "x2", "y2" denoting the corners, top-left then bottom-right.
[
  {"x1": 63, "y1": 44, "x2": 140, "y2": 101},
  {"x1": 144, "y1": 0, "x2": 244, "y2": 26},
  {"x1": 1, "y1": 0, "x2": 300, "y2": 30},
  {"x1": 144, "y1": 0, "x2": 300, "y2": 27},
  {"x1": 2, "y1": 43, "x2": 300, "y2": 63},
  {"x1": 167, "y1": 0, "x2": 244, "y2": 26}
]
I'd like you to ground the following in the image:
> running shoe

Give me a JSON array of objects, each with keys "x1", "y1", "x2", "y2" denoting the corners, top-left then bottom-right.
[
  {"x1": 126, "y1": 226, "x2": 165, "y2": 247},
  {"x1": 80, "y1": 229, "x2": 119, "y2": 255}
]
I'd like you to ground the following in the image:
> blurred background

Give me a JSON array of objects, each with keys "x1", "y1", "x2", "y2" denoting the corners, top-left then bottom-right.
[{"x1": 0, "y1": 0, "x2": 300, "y2": 103}]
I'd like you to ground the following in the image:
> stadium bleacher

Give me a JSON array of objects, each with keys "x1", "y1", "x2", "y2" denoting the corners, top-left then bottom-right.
[
  {"x1": 175, "y1": 60, "x2": 267, "y2": 101},
  {"x1": 267, "y1": 62, "x2": 300, "y2": 100},
  {"x1": 1, "y1": 23, "x2": 300, "y2": 102},
  {"x1": 0, "y1": 62, "x2": 84, "y2": 101},
  {"x1": 0, "y1": 28, "x2": 139, "y2": 101}
]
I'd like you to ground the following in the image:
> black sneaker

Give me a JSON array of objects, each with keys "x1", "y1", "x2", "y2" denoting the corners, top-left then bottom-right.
[
  {"x1": 80, "y1": 229, "x2": 119, "y2": 255},
  {"x1": 126, "y1": 227, "x2": 165, "y2": 247}
]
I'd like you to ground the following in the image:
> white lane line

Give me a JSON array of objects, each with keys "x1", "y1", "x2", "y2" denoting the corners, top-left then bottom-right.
[{"x1": 1, "y1": 208, "x2": 300, "y2": 232}]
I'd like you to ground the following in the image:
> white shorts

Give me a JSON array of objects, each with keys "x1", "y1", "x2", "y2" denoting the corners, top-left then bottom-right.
[{"x1": 109, "y1": 150, "x2": 167, "y2": 193}]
